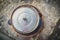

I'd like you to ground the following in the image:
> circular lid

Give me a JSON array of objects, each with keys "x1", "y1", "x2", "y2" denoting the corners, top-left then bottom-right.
[{"x1": 12, "y1": 7, "x2": 40, "y2": 34}]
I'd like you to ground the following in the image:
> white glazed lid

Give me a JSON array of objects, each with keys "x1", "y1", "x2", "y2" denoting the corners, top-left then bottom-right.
[{"x1": 12, "y1": 7, "x2": 40, "y2": 34}]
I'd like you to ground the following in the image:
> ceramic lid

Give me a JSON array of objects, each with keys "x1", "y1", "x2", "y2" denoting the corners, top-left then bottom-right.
[{"x1": 12, "y1": 7, "x2": 40, "y2": 34}]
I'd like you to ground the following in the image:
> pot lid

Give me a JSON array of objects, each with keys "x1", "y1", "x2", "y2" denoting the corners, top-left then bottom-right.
[{"x1": 12, "y1": 6, "x2": 40, "y2": 34}]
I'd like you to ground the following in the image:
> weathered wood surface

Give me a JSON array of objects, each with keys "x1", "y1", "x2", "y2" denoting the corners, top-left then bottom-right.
[{"x1": 0, "y1": 0, "x2": 60, "y2": 40}]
